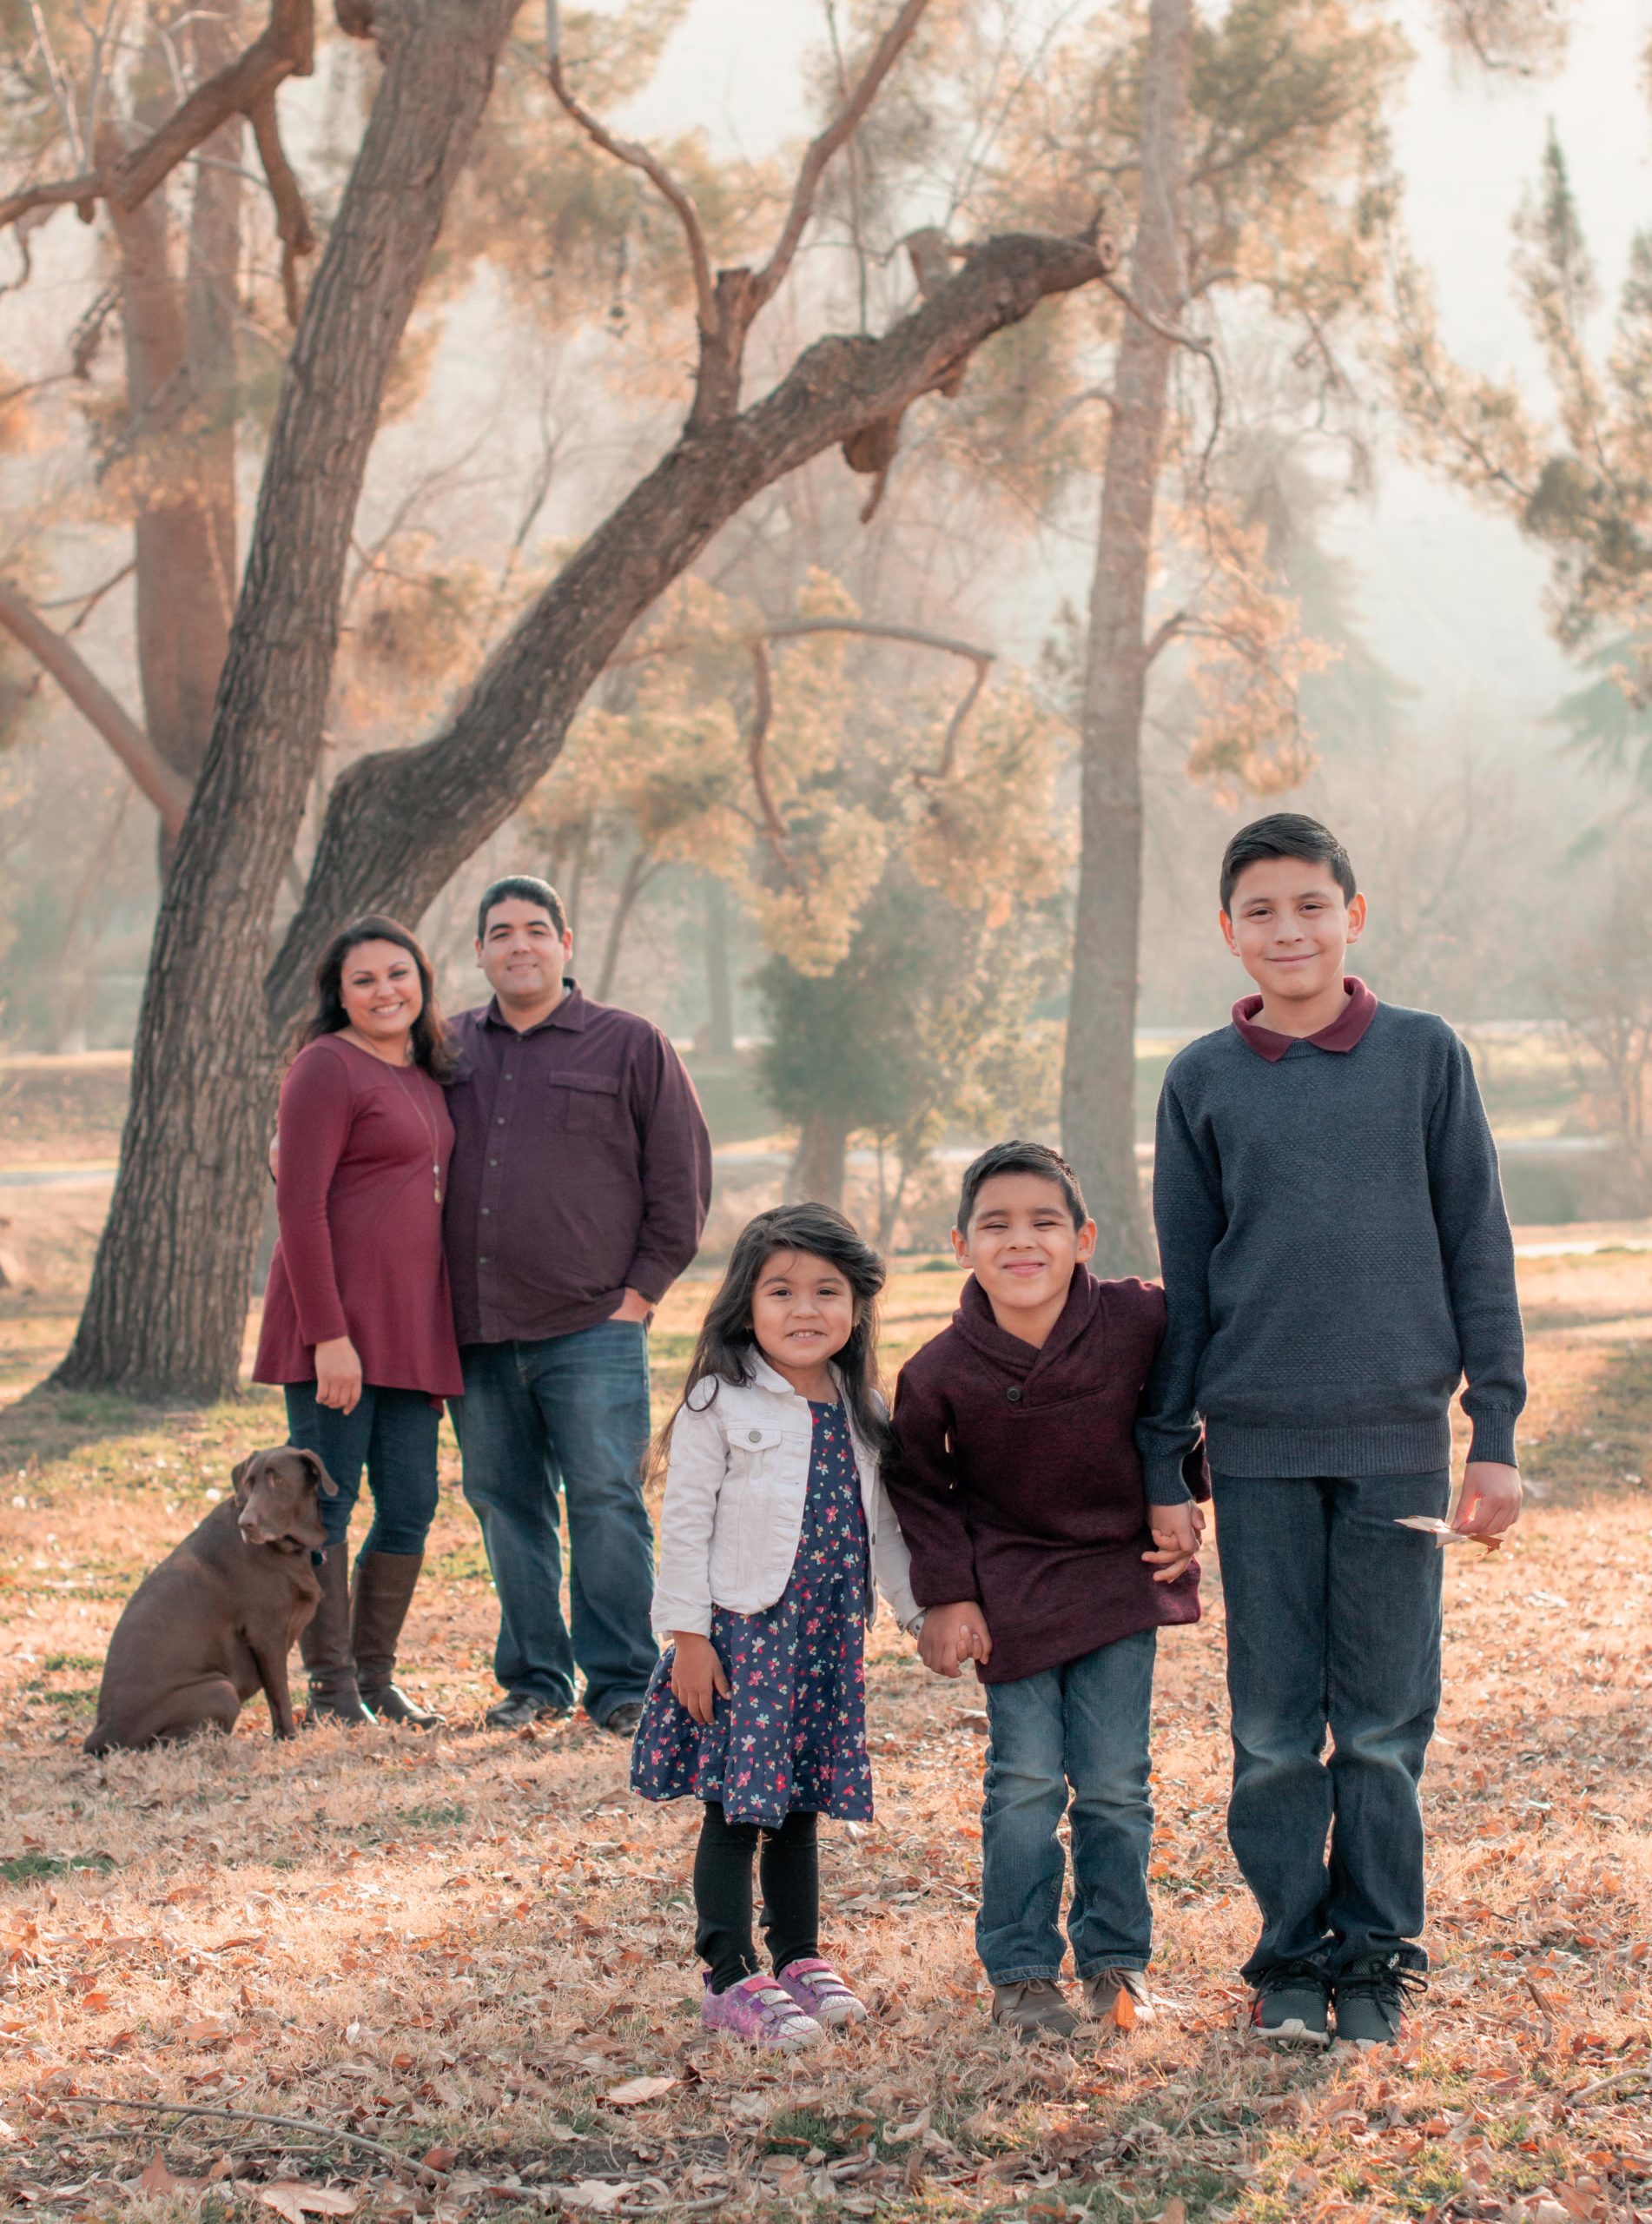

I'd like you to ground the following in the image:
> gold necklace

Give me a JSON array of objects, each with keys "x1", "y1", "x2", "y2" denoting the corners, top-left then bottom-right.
[{"x1": 390, "y1": 1063, "x2": 443, "y2": 1206}]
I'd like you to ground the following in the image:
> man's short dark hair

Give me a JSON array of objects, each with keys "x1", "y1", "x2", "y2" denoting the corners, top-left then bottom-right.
[
  {"x1": 1219, "y1": 813, "x2": 1357, "y2": 915},
  {"x1": 477, "y1": 876, "x2": 568, "y2": 942},
  {"x1": 957, "y1": 1140, "x2": 1088, "y2": 1234}
]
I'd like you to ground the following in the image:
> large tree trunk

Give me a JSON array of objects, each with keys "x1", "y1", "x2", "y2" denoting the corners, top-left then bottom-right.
[
  {"x1": 788, "y1": 1112, "x2": 849, "y2": 1210},
  {"x1": 1060, "y1": 0, "x2": 1192, "y2": 1277},
  {"x1": 56, "y1": 0, "x2": 519, "y2": 1400}
]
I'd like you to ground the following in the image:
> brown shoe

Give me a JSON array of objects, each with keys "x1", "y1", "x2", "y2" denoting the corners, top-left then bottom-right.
[
  {"x1": 1083, "y1": 1967, "x2": 1155, "y2": 2025},
  {"x1": 351, "y1": 1551, "x2": 443, "y2": 1729},
  {"x1": 990, "y1": 1981, "x2": 1079, "y2": 2040},
  {"x1": 301, "y1": 1547, "x2": 376, "y2": 1726}
]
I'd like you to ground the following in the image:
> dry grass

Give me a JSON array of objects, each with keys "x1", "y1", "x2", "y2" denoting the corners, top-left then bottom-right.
[{"x1": 0, "y1": 1248, "x2": 1648, "y2": 2224}]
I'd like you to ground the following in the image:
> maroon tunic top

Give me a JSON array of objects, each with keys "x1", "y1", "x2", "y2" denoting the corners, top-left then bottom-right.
[
  {"x1": 885, "y1": 1268, "x2": 1206, "y2": 1685},
  {"x1": 253, "y1": 1036, "x2": 463, "y2": 1398},
  {"x1": 444, "y1": 985, "x2": 712, "y2": 1347}
]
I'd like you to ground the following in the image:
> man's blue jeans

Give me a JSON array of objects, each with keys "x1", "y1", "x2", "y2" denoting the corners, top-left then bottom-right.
[
  {"x1": 1213, "y1": 1468, "x2": 1450, "y2": 1980},
  {"x1": 452, "y1": 1320, "x2": 657, "y2": 1725},
  {"x1": 977, "y1": 1630, "x2": 1157, "y2": 1985}
]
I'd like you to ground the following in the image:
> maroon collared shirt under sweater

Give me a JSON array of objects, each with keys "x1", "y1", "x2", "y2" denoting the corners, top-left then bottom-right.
[
  {"x1": 444, "y1": 983, "x2": 712, "y2": 1347},
  {"x1": 885, "y1": 1268, "x2": 1206, "y2": 1685}
]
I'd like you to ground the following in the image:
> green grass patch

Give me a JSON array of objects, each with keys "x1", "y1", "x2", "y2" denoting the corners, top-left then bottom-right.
[{"x1": 0, "y1": 1850, "x2": 116, "y2": 1882}]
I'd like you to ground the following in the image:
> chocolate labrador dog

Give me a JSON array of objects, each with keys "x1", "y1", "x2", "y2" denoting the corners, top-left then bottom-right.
[{"x1": 85, "y1": 1447, "x2": 336, "y2": 1753}]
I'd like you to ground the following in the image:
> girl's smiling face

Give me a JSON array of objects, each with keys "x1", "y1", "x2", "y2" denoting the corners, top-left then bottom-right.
[{"x1": 749, "y1": 1248, "x2": 856, "y2": 1386}]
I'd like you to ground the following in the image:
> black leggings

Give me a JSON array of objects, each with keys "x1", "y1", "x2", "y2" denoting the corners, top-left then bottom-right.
[{"x1": 693, "y1": 1803, "x2": 819, "y2": 1994}]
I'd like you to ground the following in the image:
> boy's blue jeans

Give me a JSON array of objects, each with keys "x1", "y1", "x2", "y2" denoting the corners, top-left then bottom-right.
[
  {"x1": 977, "y1": 1630, "x2": 1156, "y2": 1985},
  {"x1": 451, "y1": 1320, "x2": 657, "y2": 1727},
  {"x1": 1213, "y1": 1468, "x2": 1450, "y2": 1981}
]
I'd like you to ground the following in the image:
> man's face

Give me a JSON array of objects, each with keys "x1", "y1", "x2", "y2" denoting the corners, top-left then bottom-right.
[
  {"x1": 953, "y1": 1171, "x2": 1095, "y2": 1314},
  {"x1": 476, "y1": 900, "x2": 574, "y2": 1003},
  {"x1": 1220, "y1": 857, "x2": 1366, "y2": 1004}
]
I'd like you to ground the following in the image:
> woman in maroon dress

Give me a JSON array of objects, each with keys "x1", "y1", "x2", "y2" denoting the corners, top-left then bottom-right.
[{"x1": 254, "y1": 916, "x2": 463, "y2": 1727}]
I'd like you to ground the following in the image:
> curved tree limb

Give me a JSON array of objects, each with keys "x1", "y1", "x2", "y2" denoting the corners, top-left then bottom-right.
[
  {"x1": 248, "y1": 89, "x2": 316, "y2": 324},
  {"x1": 0, "y1": 0, "x2": 314, "y2": 236},
  {"x1": 267, "y1": 218, "x2": 1120, "y2": 1024},
  {"x1": 0, "y1": 578, "x2": 190, "y2": 832}
]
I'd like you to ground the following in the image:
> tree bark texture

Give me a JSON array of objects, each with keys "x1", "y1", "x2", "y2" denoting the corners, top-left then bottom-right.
[
  {"x1": 1060, "y1": 0, "x2": 1193, "y2": 1278},
  {"x1": 57, "y1": 0, "x2": 519, "y2": 1399}
]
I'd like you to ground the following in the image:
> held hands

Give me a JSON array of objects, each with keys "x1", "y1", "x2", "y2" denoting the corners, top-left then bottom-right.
[
  {"x1": 671, "y1": 1632, "x2": 730, "y2": 1724},
  {"x1": 918, "y1": 1601, "x2": 993, "y2": 1678},
  {"x1": 314, "y1": 1335, "x2": 363, "y2": 1416},
  {"x1": 1142, "y1": 1499, "x2": 1205, "y2": 1584},
  {"x1": 1453, "y1": 1461, "x2": 1523, "y2": 1540}
]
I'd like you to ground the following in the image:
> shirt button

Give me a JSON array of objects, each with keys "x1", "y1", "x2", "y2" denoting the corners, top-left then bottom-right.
[
  {"x1": 496, "y1": 1116, "x2": 506, "y2": 1126},
  {"x1": 1006, "y1": 1386, "x2": 1022, "y2": 1404},
  {"x1": 489, "y1": 1157, "x2": 498, "y2": 1166},
  {"x1": 749, "y1": 1431, "x2": 763, "y2": 1443},
  {"x1": 479, "y1": 1255, "x2": 490, "y2": 1265},
  {"x1": 480, "y1": 1207, "x2": 490, "y2": 1215},
  {"x1": 504, "y1": 1072, "x2": 514, "y2": 1081}
]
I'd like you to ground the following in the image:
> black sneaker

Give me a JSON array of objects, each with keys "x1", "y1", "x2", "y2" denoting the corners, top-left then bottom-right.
[
  {"x1": 484, "y1": 1692, "x2": 573, "y2": 1731},
  {"x1": 1248, "y1": 1960, "x2": 1332, "y2": 2047},
  {"x1": 1333, "y1": 1956, "x2": 1426, "y2": 2049}
]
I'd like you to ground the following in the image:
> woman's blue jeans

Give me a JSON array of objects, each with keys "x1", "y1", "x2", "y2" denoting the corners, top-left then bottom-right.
[
  {"x1": 977, "y1": 1629, "x2": 1157, "y2": 1985},
  {"x1": 1213, "y1": 1468, "x2": 1449, "y2": 1980},
  {"x1": 282, "y1": 1381, "x2": 440, "y2": 1556}
]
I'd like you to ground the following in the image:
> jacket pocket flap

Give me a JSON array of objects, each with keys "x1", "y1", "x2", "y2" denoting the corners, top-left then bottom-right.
[
  {"x1": 729, "y1": 1424, "x2": 785, "y2": 1453},
  {"x1": 547, "y1": 1070, "x2": 621, "y2": 1095}
]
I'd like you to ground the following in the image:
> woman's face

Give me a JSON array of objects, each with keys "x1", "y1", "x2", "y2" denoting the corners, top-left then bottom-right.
[{"x1": 339, "y1": 939, "x2": 424, "y2": 1043}]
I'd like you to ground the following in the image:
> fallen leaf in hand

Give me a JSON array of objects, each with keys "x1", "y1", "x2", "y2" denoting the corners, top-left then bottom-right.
[
  {"x1": 601, "y1": 2076, "x2": 676, "y2": 2108},
  {"x1": 1394, "y1": 1515, "x2": 1500, "y2": 1550}
]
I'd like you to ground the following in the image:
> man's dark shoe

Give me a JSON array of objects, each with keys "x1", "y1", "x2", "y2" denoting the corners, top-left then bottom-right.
[
  {"x1": 991, "y1": 1981, "x2": 1080, "y2": 2041},
  {"x1": 1333, "y1": 1956, "x2": 1426, "y2": 2049},
  {"x1": 1248, "y1": 1960, "x2": 1332, "y2": 2047},
  {"x1": 485, "y1": 1692, "x2": 573, "y2": 1731},
  {"x1": 600, "y1": 1701, "x2": 645, "y2": 1737}
]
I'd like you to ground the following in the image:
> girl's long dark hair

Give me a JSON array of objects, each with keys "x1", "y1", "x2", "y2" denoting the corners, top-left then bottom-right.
[
  {"x1": 659, "y1": 1204, "x2": 889, "y2": 1466},
  {"x1": 298, "y1": 914, "x2": 457, "y2": 1081}
]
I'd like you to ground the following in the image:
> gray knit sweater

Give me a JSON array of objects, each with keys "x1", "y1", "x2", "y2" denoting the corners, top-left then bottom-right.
[{"x1": 1137, "y1": 1001, "x2": 1525, "y2": 1502}]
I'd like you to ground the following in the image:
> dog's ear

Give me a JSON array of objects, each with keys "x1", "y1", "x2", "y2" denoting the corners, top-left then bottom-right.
[
  {"x1": 294, "y1": 1447, "x2": 338, "y2": 1498},
  {"x1": 231, "y1": 1455, "x2": 256, "y2": 1505}
]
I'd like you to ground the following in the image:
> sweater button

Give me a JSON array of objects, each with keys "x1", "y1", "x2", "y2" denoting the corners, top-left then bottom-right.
[{"x1": 1007, "y1": 1386, "x2": 1022, "y2": 1404}]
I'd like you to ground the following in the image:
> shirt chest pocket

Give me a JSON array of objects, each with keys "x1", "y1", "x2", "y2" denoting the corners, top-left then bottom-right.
[{"x1": 543, "y1": 1071, "x2": 622, "y2": 1133}]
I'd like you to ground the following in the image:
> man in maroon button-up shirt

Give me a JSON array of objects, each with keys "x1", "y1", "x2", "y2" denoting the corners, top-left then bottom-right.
[{"x1": 446, "y1": 877, "x2": 712, "y2": 1733}]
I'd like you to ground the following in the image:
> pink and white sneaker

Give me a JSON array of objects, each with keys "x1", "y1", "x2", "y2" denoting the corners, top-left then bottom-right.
[
  {"x1": 701, "y1": 1972, "x2": 823, "y2": 2048},
  {"x1": 776, "y1": 1957, "x2": 868, "y2": 2028}
]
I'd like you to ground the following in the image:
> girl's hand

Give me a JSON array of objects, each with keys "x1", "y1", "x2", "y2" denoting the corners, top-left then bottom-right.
[
  {"x1": 671, "y1": 1632, "x2": 730, "y2": 1724},
  {"x1": 1142, "y1": 1500, "x2": 1204, "y2": 1583},
  {"x1": 918, "y1": 1602, "x2": 992, "y2": 1678},
  {"x1": 314, "y1": 1336, "x2": 363, "y2": 1416}
]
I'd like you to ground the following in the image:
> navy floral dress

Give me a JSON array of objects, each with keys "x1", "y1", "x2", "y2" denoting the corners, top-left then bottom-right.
[{"x1": 631, "y1": 1400, "x2": 875, "y2": 1831}]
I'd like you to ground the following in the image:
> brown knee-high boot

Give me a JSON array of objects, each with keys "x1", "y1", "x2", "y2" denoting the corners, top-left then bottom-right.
[
  {"x1": 351, "y1": 1552, "x2": 443, "y2": 1729},
  {"x1": 301, "y1": 1548, "x2": 376, "y2": 1726}
]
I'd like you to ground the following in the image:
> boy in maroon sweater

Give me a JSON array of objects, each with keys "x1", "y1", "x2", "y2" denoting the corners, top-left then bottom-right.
[{"x1": 885, "y1": 1142, "x2": 1205, "y2": 2040}]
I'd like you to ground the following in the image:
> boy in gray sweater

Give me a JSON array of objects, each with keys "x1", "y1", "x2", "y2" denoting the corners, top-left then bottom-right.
[{"x1": 1138, "y1": 813, "x2": 1524, "y2": 2049}]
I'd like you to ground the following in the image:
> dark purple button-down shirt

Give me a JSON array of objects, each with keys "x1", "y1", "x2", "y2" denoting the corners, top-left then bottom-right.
[{"x1": 444, "y1": 983, "x2": 712, "y2": 1347}]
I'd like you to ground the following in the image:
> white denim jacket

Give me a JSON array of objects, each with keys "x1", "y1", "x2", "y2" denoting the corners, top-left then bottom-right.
[{"x1": 650, "y1": 1355, "x2": 921, "y2": 1641}]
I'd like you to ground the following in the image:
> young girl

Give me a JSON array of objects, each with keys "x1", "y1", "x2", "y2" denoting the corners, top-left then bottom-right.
[{"x1": 631, "y1": 1204, "x2": 922, "y2": 2048}]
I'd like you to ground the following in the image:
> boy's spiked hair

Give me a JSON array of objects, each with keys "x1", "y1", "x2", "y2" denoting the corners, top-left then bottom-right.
[
  {"x1": 956, "y1": 1140, "x2": 1088, "y2": 1234},
  {"x1": 1219, "y1": 813, "x2": 1356, "y2": 915}
]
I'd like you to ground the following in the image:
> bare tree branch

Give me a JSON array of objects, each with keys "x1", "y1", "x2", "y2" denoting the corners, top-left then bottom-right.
[
  {"x1": 750, "y1": 0, "x2": 935, "y2": 314},
  {"x1": 743, "y1": 636, "x2": 796, "y2": 881},
  {"x1": 0, "y1": 0, "x2": 314, "y2": 236},
  {"x1": 535, "y1": 43, "x2": 717, "y2": 341},
  {"x1": 248, "y1": 87, "x2": 315, "y2": 324},
  {"x1": 0, "y1": 578, "x2": 190, "y2": 832}
]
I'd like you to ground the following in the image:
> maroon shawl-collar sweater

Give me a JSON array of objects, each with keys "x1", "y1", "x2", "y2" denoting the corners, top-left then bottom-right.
[{"x1": 885, "y1": 1268, "x2": 1204, "y2": 1685}]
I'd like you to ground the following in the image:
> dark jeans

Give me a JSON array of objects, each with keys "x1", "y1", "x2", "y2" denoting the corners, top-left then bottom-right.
[
  {"x1": 1213, "y1": 1468, "x2": 1450, "y2": 1980},
  {"x1": 452, "y1": 1320, "x2": 656, "y2": 1724},
  {"x1": 283, "y1": 1381, "x2": 440, "y2": 1556},
  {"x1": 977, "y1": 1630, "x2": 1157, "y2": 1985},
  {"x1": 693, "y1": 1803, "x2": 819, "y2": 1993}
]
